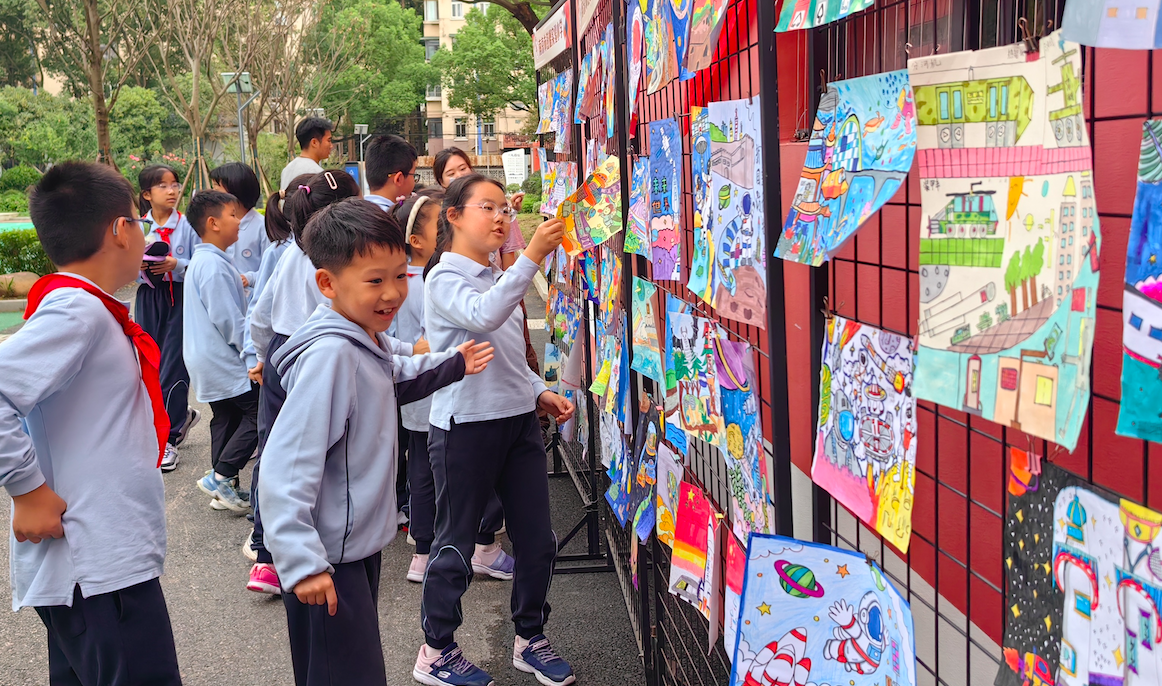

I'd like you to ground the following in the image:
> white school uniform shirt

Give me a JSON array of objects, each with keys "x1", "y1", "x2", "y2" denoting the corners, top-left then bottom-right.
[
  {"x1": 227, "y1": 208, "x2": 269, "y2": 287},
  {"x1": 184, "y1": 244, "x2": 256, "y2": 403},
  {"x1": 280, "y1": 157, "x2": 324, "y2": 191},
  {"x1": 364, "y1": 194, "x2": 396, "y2": 213},
  {"x1": 395, "y1": 265, "x2": 431, "y2": 432},
  {"x1": 141, "y1": 209, "x2": 200, "y2": 282},
  {"x1": 0, "y1": 274, "x2": 166, "y2": 609},
  {"x1": 425, "y1": 253, "x2": 548, "y2": 431}
]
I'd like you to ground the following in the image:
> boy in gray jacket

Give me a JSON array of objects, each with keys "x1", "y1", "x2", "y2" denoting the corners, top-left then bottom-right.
[{"x1": 259, "y1": 199, "x2": 493, "y2": 686}]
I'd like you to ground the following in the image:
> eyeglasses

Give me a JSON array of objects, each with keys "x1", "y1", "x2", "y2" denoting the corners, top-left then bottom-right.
[
  {"x1": 121, "y1": 217, "x2": 149, "y2": 227},
  {"x1": 152, "y1": 183, "x2": 182, "y2": 192},
  {"x1": 464, "y1": 202, "x2": 517, "y2": 220}
]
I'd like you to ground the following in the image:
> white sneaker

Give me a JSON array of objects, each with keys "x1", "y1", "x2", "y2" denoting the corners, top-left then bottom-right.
[
  {"x1": 242, "y1": 530, "x2": 258, "y2": 562},
  {"x1": 210, "y1": 498, "x2": 228, "y2": 510},
  {"x1": 407, "y1": 553, "x2": 429, "y2": 583},
  {"x1": 160, "y1": 444, "x2": 180, "y2": 472},
  {"x1": 175, "y1": 408, "x2": 201, "y2": 446}
]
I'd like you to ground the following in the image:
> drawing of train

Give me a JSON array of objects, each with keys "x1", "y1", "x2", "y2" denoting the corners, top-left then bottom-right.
[
  {"x1": 1047, "y1": 50, "x2": 1085, "y2": 144},
  {"x1": 915, "y1": 76, "x2": 1034, "y2": 148}
]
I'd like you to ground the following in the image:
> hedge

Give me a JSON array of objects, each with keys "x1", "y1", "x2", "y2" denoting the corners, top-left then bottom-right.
[
  {"x1": 0, "y1": 229, "x2": 54, "y2": 276},
  {"x1": 0, "y1": 165, "x2": 42, "y2": 193},
  {"x1": 0, "y1": 190, "x2": 28, "y2": 213}
]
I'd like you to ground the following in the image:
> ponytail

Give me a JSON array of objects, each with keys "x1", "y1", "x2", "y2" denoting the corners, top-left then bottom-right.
[
  {"x1": 425, "y1": 173, "x2": 503, "y2": 278},
  {"x1": 283, "y1": 169, "x2": 360, "y2": 247},
  {"x1": 264, "y1": 173, "x2": 315, "y2": 244}
]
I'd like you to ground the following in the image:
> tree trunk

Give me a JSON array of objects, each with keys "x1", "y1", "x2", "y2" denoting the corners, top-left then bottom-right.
[
  {"x1": 489, "y1": 0, "x2": 539, "y2": 34},
  {"x1": 1021, "y1": 280, "x2": 1029, "y2": 311},
  {"x1": 1009, "y1": 287, "x2": 1018, "y2": 316},
  {"x1": 82, "y1": 0, "x2": 115, "y2": 168},
  {"x1": 1030, "y1": 276, "x2": 1039, "y2": 305}
]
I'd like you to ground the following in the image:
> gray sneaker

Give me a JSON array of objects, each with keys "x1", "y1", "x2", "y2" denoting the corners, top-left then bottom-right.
[
  {"x1": 175, "y1": 408, "x2": 201, "y2": 446},
  {"x1": 197, "y1": 473, "x2": 249, "y2": 512},
  {"x1": 160, "y1": 444, "x2": 180, "y2": 472}
]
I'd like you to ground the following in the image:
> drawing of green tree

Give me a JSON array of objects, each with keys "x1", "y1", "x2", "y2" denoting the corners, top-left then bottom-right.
[
  {"x1": 1027, "y1": 240, "x2": 1045, "y2": 304},
  {"x1": 1005, "y1": 250, "x2": 1022, "y2": 315}
]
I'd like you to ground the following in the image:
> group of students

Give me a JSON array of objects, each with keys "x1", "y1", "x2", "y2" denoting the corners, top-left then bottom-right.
[{"x1": 0, "y1": 116, "x2": 579, "y2": 686}]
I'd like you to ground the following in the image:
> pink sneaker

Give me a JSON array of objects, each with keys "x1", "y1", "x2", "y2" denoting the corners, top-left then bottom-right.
[{"x1": 247, "y1": 562, "x2": 281, "y2": 595}]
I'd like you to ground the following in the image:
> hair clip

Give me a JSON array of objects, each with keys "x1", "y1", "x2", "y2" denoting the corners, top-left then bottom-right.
[
  {"x1": 324, "y1": 171, "x2": 338, "y2": 190},
  {"x1": 298, "y1": 184, "x2": 311, "y2": 195}
]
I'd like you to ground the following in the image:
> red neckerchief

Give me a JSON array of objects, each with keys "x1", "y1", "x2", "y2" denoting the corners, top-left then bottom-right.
[
  {"x1": 25, "y1": 274, "x2": 170, "y2": 467},
  {"x1": 151, "y1": 211, "x2": 181, "y2": 296}
]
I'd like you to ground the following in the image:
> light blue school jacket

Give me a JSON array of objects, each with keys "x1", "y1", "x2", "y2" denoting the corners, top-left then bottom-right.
[
  {"x1": 183, "y1": 244, "x2": 255, "y2": 403},
  {"x1": 227, "y1": 208, "x2": 269, "y2": 287}
]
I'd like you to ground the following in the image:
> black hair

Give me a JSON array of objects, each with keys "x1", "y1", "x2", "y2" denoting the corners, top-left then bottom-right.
[
  {"x1": 433, "y1": 146, "x2": 473, "y2": 187},
  {"x1": 209, "y1": 162, "x2": 261, "y2": 211},
  {"x1": 295, "y1": 116, "x2": 334, "y2": 150},
  {"x1": 186, "y1": 189, "x2": 238, "y2": 237},
  {"x1": 282, "y1": 170, "x2": 361, "y2": 247},
  {"x1": 426, "y1": 173, "x2": 504, "y2": 278},
  {"x1": 263, "y1": 172, "x2": 315, "y2": 244},
  {"x1": 137, "y1": 164, "x2": 179, "y2": 216},
  {"x1": 392, "y1": 188, "x2": 444, "y2": 257},
  {"x1": 302, "y1": 198, "x2": 407, "y2": 273},
  {"x1": 29, "y1": 161, "x2": 136, "y2": 267},
  {"x1": 366, "y1": 134, "x2": 419, "y2": 190}
]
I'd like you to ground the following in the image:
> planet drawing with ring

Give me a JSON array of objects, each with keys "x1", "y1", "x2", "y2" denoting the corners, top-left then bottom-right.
[{"x1": 774, "y1": 560, "x2": 825, "y2": 599}]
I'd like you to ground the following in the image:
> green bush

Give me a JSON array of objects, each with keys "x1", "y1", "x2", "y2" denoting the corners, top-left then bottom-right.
[
  {"x1": 521, "y1": 172, "x2": 541, "y2": 196},
  {"x1": 0, "y1": 229, "x2": 54, "y2": 276},
  {"x1": 0, "y1": 165, "x2": 41, "y2": 193},
  {"x1": 0, "y1": 190, "x2": 28, "y2": 213}
]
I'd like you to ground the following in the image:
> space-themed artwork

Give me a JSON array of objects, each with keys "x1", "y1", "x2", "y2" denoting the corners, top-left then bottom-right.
[
  {"x1": 776, "y1": 71, "x2": 916, "y2": 266},
  {"x1": 629, "y1": 405, "x2": 661, "y2": 543},
  {"x1": 729, "y1": 534, "x2": 917, "y2": 686},
  {"x1": 656, "y1": 442, "x2": 684, "y2": 547},
  {"x1": 1118, "y1": 120, "x2": 1162, "y2": 443},
  {"x1": 812, "y1": 315, "x2": 917, "y2": 552},
  {"x1": 718, "y1": 338, "x2": 774, "y2": 539},
  {"x1": 669, "y1": 481, "x2": 717, "y2": 619}
]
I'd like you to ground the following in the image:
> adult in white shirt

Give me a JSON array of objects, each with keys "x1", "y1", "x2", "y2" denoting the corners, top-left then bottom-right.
[{"x1": 279, "y1": 116, "x2": 334, "y2": 190}]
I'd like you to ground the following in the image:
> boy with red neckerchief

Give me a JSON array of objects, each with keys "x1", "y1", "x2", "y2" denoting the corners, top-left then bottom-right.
[{"x1": 0, "y1": 162, "x2": 182, "y2": 685}]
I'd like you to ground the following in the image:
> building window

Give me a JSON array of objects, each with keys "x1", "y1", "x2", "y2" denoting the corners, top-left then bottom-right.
[
  {"x1": 426, "y1": 84, "x2": 442, "y2": 99},
  {"x1": 424, "y1": 0, "x2": 438, "y2": 20},
  {"x1": 452, "y1": 1, "x2": 463, "y2": 17},
  {"x1": 455, "y1": 118, "x2": 468, "y2": 138},
  {"x1": 424, "y1": 38, "x2": 440, "y2": 61},
  {"x1": 481, "y1": 118, "x2": 495, "y2": 137},
  {"x1": 427, "y1": 118, "x2": 444, "y2": 138},
  {"x1": 939, "y1": 92, "x2": 949, "y2": 121}
]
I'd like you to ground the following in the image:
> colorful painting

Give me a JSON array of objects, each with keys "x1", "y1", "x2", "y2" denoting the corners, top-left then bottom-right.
[
  {"x1": 627, "y1": 0, "x2": 645, "y2": 131},
  {"x1": 540, "y1": 161, "x2": 578, "y2": 216},
  {"x1": 650, "y1": 117, "x2": 682, "y2": 280},
  {"x1": 602, "y1": 23, "x2": 616, "y2": 142},
  {"x1": 730, "y1": 535, "x2": 917, "y2": 686},
  {"x1": 709, "y1": 97, "x2": 768, "y2": 328},
  {"x1": 670, "y1": 0, "x2": 693, "y2": 81},
  {"x1": 535, "y1": 80, "x2": 554, "y2": 135},
  {"x1": 776, "y1": 71, "x2": 916, "y2": 266},
  {"x1": 684, "y1": 0, "x2": 728, "y2": 75},
  {"x1": 724, "y1": 532, "x2": 746, "y2": 663},
  {"x1": 671, "y1": 315, "x2": 725, "y2": 448},
  {"x1": 775, "y1": 0, "x2": 875, "y2": 31},
  {"x1": 574, "y1": 45, "x2": 603, "y2": 124},
  {"x1": 664, "y1": 293, "x2": 690, "y2": 454},
  {"x1": 813, "y1": 316, "x2": 917, "y2": 552},
  {"x1": 630, "y1": 277, "x2": 665, "y2": 384},
  {"x1": 604, "y1": 416, "x2": 633, "y2": 527},
  {"x1": 655, "y1": 443, "x2": 683, "y2": 547},
  {"x1": 688, "y1": 106, "x2": 715, "y2": 303},
  {"x1": 717, "y1": 339, "x2": 774, "y2": 539},
  {"x1": 1063, "y1": 0, "x2": 1162, "y2": 49},
  {"x1": 669, "y1": 481, "x2": 715, "y2": 619},
  {"x1": 909, "y1": 32, "x2": 1101, "y2": 451},
  {"x1": 543, "y1": 343, "x2": 561, "y2": 392},
  {"x1": 629, "y1": 406, "x2": 661, "y2": 542},
  {"x1": 644, "y1": 0, "x2": 678, "y2": 94},
  {"x1": 1118, "y1": 120, "x2": 1162, "y2": 444},
  {"x1": 626, "y1": 157, "x2": 651, "y2": 257},
  {"x1": 558, "y1": 156, "x2": 623, "y2": 253}
]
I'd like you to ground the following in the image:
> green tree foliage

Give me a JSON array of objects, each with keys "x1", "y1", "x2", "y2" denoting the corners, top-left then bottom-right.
[
  {"x1": 431, "y1": 6, "x2": 535, "y2": 121},
  {"x1": 0, "y1": 86, "x2": 95, "y2": 169},
  {"x1": 108, "y1": 86, "x2": 167, "y2": 168},
  {"x1": 0, "y1": 0, "x2": 36, "y2": 88},
  {"x1": 321, "y1": 0, "x2": 437, "y2": 130}
]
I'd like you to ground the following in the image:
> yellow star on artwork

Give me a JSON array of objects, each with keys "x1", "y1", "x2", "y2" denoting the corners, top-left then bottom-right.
[
  {"x1": 1044, "y1": 616, "x2": 1052, "y2": 632},
  {"x1": 1043, "y1": 562, "x2": 1052, "y2": 575},
  {"x1": 1114, "y1": 647, "x2": 1124, "y2": 668},
  {"x1": 1105, "y1": 574, "x2": 1114, "y2": 588},
  {"x1": 757, "y1": 602, "x2": 771, "y2": 616},
  {"x1": 1058, "y1": 518, "x2": 1068, "y2": 530},
  {"x1": 1011, "y1": 604, "x2": 1021, "y2": 618},
  {"x1": 837, "y1": 564, "x2": 850, "y2": 578}
]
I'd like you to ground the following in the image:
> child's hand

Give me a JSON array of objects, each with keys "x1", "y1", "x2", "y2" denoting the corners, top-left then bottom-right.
[
  {"x1": 12, "y1": 483, "x2": 67, "y2": 544},
  {"x1": 510, "y1": 191, "x2": 526, "y2": 213},
  {"x1": 525, "y1": 219, "x2": 565, "y2": 264},
  {"x1": 456, "y1": 339, "x2": 495, "y2": 375},
  {"x1": 248, "y1": 362, "x2": 264, "y2": 385},
  {"x1": 413, "y1": 339, "x2": 431, "y2": 355},
  {"x1": 149, "y1": 256, "x2": 178, "y2": 274},
  {"x1": 241, "y1": 274, "x2": 250, "y2": 288},
  {"x1": 294, "y1": 572, "x2": 337, "y2": 616},
  {"x1": 537, "y1": 391, "x2": 575, "y2": 423}
]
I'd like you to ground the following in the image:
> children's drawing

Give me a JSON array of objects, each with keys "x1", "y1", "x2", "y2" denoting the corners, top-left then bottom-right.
[
  {"x1": 669, "y1": 481, "x2": 715, "y2": 619},
  {"x1": 813, "y1": 316, "x2": 917, "y2": 552},
  {"x1": 627, "y1": 0, "x2": 645, "y2": 130},
  {"x1": 535, "y1": 80, "x2": 554, "y2": 135},
  {"x1": 709, "y1": 97, "x2": 768, "y2": 328},
  {"x1": 909, "y1": 32, "x2": 1101, "y2": 451},
  {"x1": 724, "y1": 532, "x2": 745, "y2": 663},
  {"x1": 629, "y1": 406, "x2": 661, "y2": 542},
  {"x1": 543, "y1": 343, "x2": 561, "y2": 392},
  {"x1": 684, "y1": 0, "x2": 728, "y2": 75},
  {"x1": 1063, "y1": 0, "x2": 1162, "y2": 49},
  {"x1": 626, "y1": 157, "x2": 651, "y2": 257},
  {"x1": 664, "y1": 293, "x2": 690, "y2": 454},
  {"x1": 540, "y1": 161, "x2": 578, "y2": 216},
  {"x1": 655, "y1": 443, "x2": 683, "y2": 547},
  {"x1": 1118, "y1": 120, "x2": 1162, "y2": 443},
  {"x1": 603, "y1": 23, "x2": 616, "y2": 142},
  {"x1": 630, "y1": 277, "x2": 666, "y2": 384},
  {"x1": 670, "y1": 0, "x2": 692, "y2": 81},
  {"x1": 550, "y1": 70, "x2": 574, "y2": 153},
  {"x1": 730, "y1": 535, "x2": 917, "y2": 686},
  {"x1": 650, "y1": 118, "x2": 682, "y2": 280},
  {"x1": 604, "y1": 417, "x2": 633, "y2": 527},
  {"x1": 776, "y1": 72, "x2": 916, "y2": 266},
  {"x1": 717, "y1": 338, "x2": 774, "y2": 539},
  {"x1": 557, "y1": 156, "x2": 623, "y2": 253},
  {"x1": 775, "y1": 0, "x2": 875, "y2": 31},
  {"x1": 688, "y1": 106, "x2": 715, "y2": 304},
  {"x1": 644, "y1": 0, "x2": 678, "y2": 94},
  {"x1": 574, "y1": 43, "x2": 604, "y2": 124},
  {"x1": 671, "y1": 314, "x2": 725, "y2": 448}
]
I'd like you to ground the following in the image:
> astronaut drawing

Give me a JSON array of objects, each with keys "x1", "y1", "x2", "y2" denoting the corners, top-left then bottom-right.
[{"x1": 823, "y1": 592, "x2": 887, "y2": 675}]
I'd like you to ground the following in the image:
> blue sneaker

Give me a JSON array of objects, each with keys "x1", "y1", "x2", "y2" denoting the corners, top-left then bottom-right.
[
  {"x1": 513, "y1": 635, "x2": 575, "y2": 686},
  {"x1": 197, "y1": 473, "x2": 249, "y2": 513},
  {"x1": 472, "y1": 543, "x2": 516, "y2": 580},
  {"x1": 412, "y1": 643, "x2": 494, "y2": 686}
]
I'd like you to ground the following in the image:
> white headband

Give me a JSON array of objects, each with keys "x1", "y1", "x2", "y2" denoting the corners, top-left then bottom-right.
[{"x1": 406, "y1": 195, "x2": 431, "y2": 236}]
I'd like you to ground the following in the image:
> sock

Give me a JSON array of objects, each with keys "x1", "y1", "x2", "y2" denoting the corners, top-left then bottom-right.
[
  {"x1": 474, "y1": 541, "x2": 503, "y2": 565},
  {"x1": 418, "y1": 644, "x2": 443, "y2": 664},
  {"x1": 214, "y1": 471, "x2": 231, "y2": 483},
  {"x1": 515, "y1": 635, "x2": 531, "y2": 651}
]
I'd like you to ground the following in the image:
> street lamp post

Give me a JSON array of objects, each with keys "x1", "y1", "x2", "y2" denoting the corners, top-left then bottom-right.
[
  {"x1": 220, "y1": 72, "x2": 260, "y2": 168},
  {"x1": 355, "y1": 124, "x2": 370, "y2": 161}
]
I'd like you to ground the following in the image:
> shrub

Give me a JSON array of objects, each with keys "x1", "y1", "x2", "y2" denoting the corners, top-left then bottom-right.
[
  {"x1": 0, "y1": 229, "x2": 54, "y2": 276},
  {"x1": 521, "y1": 172, "x2": 541, "y2": 196},
  {"x1": 0, "y1": 165, "x2": 41, "y2": 193},
  {"x1": 0, "y1": 190, "x2": 28, "y2": 213}
]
